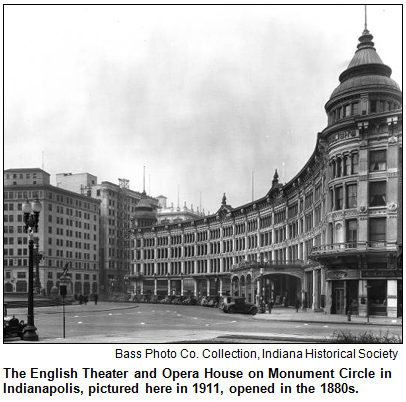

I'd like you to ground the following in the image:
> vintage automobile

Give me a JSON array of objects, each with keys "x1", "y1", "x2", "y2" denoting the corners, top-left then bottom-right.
[
  {"x1": 222, "y1": 297, "x2": 258, "y2": 315},
  {"x1": 3, "y1": 304, "x2": 26, "y2": 339}
]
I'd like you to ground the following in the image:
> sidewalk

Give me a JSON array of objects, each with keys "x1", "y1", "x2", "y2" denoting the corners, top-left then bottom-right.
[
  {"x1": 4, "y1": 302, "x2": 401, "y2": 344},
  {"x1": 253, "y1": 307, "x2": 402, "y2": 326}
]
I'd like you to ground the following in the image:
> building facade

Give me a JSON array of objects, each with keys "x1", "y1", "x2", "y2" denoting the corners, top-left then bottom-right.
[
  {"x1": 156, "y1": 195, "x2": 203, "y2": 224},
  {"x1": 4, "y1": 168, "x2": 101, "y2": 297},
  {"x1": 56, "y1": 174, "x2": 158, "y2": 294},
  {"x1": 129, "y1": 26, "x2": 402, "y2": 317}
]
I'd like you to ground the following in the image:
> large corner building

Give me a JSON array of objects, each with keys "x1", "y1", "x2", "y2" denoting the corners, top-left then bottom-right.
[{"x1": 129, "y1": 24, "x2": 402, "y2": 317}]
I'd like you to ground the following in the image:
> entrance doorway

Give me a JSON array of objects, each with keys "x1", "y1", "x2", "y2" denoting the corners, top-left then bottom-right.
[
  {"x1": 266, "y1": 274, "x2": 301, "y2": 307},
  {"x1": 334, "y1": 288, "x2": 345, "y2": 314},
  {"x1": 332, "y1": 281, "x2": 345, "y2": 314}
]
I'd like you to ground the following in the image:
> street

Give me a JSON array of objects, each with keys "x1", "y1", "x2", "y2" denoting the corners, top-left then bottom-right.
[{"x1": 5, "y1": 302, "x2": 402, "y2": 343}]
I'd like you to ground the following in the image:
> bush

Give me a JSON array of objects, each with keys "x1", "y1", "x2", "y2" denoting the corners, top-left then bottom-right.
[{"x1": 331, "y1": 329, "x2": 401, "y2": 343}]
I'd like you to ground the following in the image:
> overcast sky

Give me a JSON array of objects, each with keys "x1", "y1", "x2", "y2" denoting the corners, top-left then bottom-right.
[{"x1": 4, "y1": 5, "x2": 402, "y2": 214}]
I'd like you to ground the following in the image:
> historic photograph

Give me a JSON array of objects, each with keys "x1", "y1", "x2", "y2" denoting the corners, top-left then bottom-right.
[{"x1": 3, "y1": 4, "x2": 402, "y2": 343}]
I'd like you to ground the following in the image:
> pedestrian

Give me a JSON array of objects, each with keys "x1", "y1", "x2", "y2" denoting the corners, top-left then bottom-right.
[
  {"x1": 268, "y1": 299, "x2": 274, "y2": 314},
  {"x1": 84, "y1": 295, "x2": 88, "y2": 305},
  {"x1": 94, "y1": 292, "x2": 98, "y2": 305},
  {"x1": 295, "y1": 297, "x2": 300, "y2": 313},
  {"x1": 79, "y1": 294, "x2": 83, "y2": 305}
]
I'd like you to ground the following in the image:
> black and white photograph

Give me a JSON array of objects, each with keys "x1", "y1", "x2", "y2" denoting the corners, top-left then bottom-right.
[{"x1": 3, "y1": 4, "x2": 402, "y2": 346}]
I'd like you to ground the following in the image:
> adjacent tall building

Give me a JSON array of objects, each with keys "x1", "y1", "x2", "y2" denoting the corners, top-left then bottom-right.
[
  {"x1": 56, "y1": 174, "x2": 158, "y2": 294},
  {"x1": 129, "y1": 24, "x2": 402, "y2": 317},
  {"x1": 4, "y1": 168, "x2": 101, "y2": 297}
]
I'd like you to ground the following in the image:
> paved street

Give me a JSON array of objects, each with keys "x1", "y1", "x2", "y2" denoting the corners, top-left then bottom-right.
[
  {"x1": 3, "y1": 302, "x2": 402, "y2": 343},
  {"x1": 5, "y1": 302, "x2": 402, "y2": 343}
]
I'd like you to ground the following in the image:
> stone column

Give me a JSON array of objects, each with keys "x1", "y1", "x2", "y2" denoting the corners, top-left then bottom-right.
[
  {"x1": 256, "y1": 278, "x2": 261, "y2": 307},
  {"x1": 154, "y1": 278, "x2": 157, "y2": 296},
  {"x1": 358, "y1": 279, "x2": 368, "y2": 317},
  {"x1": 312, "y1": 269, "x2": 319, "y2": 310},
  {"x1": 140, "y1": 280, "x2": 144, "y2": 296},
  {"x1": 207, "y1": 278, "x2": 210, "y2": 296},
  {"x1": 320, "y1": 268, "x2": 326, "y2": 310},
  {"x1": 181, "y1": 278, "x2": 184, "y2": 296},
  {"x1": 194, "y1": 280, "x2": 197, "y2": 297},
  {"x1": 387, "y1": 280, "x2": 398, "y2": 318},
  {"x1": 219, "y1": 278, "x2": 223, "y2": 296},
  {"x1": 325, "y1": 279, "x2": 332, "y2": 314}
]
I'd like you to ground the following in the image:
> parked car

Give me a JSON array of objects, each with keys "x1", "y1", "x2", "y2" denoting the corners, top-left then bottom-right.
[
  {"x1": 222, "y1": 297, "x2": 258, "y2": 315},
  {"x1": 218, "y1": 296, "x2": 233, "y2": 310},
  {"x1": 3, "y1": 304, "x2": 26, "y2": 339}
]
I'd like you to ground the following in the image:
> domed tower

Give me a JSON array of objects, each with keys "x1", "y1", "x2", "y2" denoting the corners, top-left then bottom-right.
[
  {"x1": 317, "y1": 21, "x2": 402, "y2": 319},
  {"x1": 325, "y1": 28, "x2": 401, "y2": 128},
  {"x1": 132, "y1": 191, "x2": 157, "y2": 228}
]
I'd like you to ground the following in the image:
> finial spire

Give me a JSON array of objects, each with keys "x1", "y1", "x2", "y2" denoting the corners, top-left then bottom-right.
[
  {"x1": 364, "y1": 5, "x2": 367, "y2": 32},
  {"x1": 143, "y1": 166, "x2": 146, "y2": 194},
  {"x1": 272, "y1": 169, "x2": 279, "y2": 188}
]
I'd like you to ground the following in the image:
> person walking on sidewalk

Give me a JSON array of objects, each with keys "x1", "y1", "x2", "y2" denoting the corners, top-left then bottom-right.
[
  {"x1": 268, "y1": 299, "x2": 274, "y2": 314},
  {"x1": 94, "y1": 292, "x2": 98, "y2": 305},
  {"x1": 295, "y1": 297, "x2": 300, "y2": 313}
]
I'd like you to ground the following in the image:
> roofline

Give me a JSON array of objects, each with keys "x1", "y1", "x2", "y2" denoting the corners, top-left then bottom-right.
[{"x1": 4, "y1": 168, "x2": 50, "y2": 174}]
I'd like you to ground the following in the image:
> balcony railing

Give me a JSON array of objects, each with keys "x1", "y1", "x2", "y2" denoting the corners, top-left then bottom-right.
[{"x1": 310, "y1": 241, "x2": 397, "y2": 255}]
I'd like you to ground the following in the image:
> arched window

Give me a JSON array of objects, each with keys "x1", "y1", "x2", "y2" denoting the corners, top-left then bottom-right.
[
  {"x1": 5, "y1": 283, "x2": 13, "y2": 292},
  {"x1": 16, "y1": 280, "x2": 27, "y2": 292}
]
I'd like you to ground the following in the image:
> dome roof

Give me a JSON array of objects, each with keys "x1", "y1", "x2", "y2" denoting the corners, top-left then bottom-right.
[
  {"x1": 134, "y1": 191, "x2": 154, "y2": 211},
  {"x1": 331, "y1": 74, "x2": 400, "y2": 98},
  {"x1": 329, "y1": 29, "x2": 398, "y2": 101},
  {"x1": 133, "y1": 191, "x2": 157, "y2": 222}
]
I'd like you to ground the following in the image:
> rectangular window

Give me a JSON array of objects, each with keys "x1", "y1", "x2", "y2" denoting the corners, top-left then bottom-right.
[
  {"x1": 336, "y1": 158, "x2": 342, "y2": 178},
  {"x1": 335, "y1": 186, "x2": 343, "y2": 210},
  {"x1": 361, "y1": 100, "x2": 367, "y2": 115},
  {"x1": 370, "y1": 100, "x2": 377, "y2": 113},
  {"x1": 352, "y1": 102, "x2": 359, "y2": 115},
  {"x1": 345, "y1": 104, "x2": 351, "y2": 117},
  {"x1": 346, "y1": 220, "x2": 357, "y2": 247},
  {"x1": 369, "y1": 218, "x2": 386, "y2": 243},
  {"x1": 344, "y1": 155, "x2": 351, "y2": 176},
  {"x1": 370, "y1": 181, "x2": 386, "y2": 207},
  {"x1": 369, "y1": 150, "x2": 387, "y2": 171},
  {"x1": 351, "y1": 153, "x2": 359, "y2": 174},
  {"x1": 346, "y1": 184, "x2": 357, "y2": 208}
]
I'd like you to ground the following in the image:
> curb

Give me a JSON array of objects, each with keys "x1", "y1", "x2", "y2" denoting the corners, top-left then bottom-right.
[{"x1": 252, "y1": 316, "x2": 402, "y2": 326}]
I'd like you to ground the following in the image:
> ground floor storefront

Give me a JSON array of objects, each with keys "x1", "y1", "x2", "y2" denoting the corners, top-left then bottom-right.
[
  {"x1": 325, "y1": 269, "x2": 402, "y2": 318},
  {"x1": 129, "y1": 265, "x2": 402, "y2": 318}
]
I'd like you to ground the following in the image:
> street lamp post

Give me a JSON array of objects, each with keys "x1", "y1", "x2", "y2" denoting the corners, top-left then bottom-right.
[
  {"x1": 22, "y1": 198, "x2": 42, "y2": 341},
  {"x1": 34, "y1": 238, "x2": 42, "y2": 294}
]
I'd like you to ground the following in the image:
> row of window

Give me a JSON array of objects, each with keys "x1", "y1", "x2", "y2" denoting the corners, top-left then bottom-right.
[
  {"x1": 4, "y1": 191, "x2": 41, "y2": 200},
  {"x1": 330, "y1": 153, "x2": 359, "y2": 178},
  {"x1": 331, "y1": 181, "x2": 386, "y2": 211},
  {"x1": 329, "y1": 99, "x2": 400, "y2": 124},
  {"x1": 330, "y1": 149, "x2": 387, "y2": 181},
  {"x1": 5, "y1": 172, "x2": 38, "y2": 180},
  {"x1": 135, "y1": 217, "x2": 389, "y2": 271},
  {"x1": 136, "y1": 214, "x2": 390, "y2": 263},
  {"x1": 331, "y1": 183, "x2": 358, "y2": 210}
]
